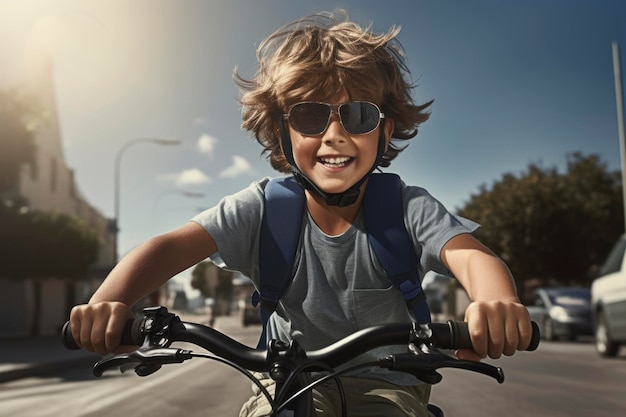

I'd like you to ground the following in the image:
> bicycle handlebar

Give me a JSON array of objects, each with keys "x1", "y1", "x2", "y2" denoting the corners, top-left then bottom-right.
[
  {"x1": 62, "y1": 309, "x2": 540, "y2": 374},
  {"x1": 61, "y1": 307, "x2": 540, "y2": 417}
]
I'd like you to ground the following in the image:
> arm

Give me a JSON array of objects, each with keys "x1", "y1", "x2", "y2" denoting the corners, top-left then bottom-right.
[
  {"x1": 70, "y1": 222, "x2": 217, "y2": 355},
  {"x1": 441, "y1": 233, "x2": 533, "y2": 360}
]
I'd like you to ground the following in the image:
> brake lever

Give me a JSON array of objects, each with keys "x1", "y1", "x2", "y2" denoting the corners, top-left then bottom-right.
[
  {"x1": 386, "y1": 352, "x2": 504, "y2": 384},
  {"x1": 93, "y1": 348, "x2": 193, "y2": 377},
  {"x1": 382, "y1": 326, "x2": 505, "y2": 385},
  {"x1": 384, "y1": 345, "x2": 505, "y2": 384}
]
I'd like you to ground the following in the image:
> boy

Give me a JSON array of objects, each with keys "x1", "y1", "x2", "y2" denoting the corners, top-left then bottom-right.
[{"x1": 70, "y1": 11, "x2": 532, "y2": 417}]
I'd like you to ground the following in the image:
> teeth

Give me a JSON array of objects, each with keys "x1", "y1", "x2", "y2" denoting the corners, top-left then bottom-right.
[{"x1": 320, "y1": 157, "x2": 351, "y2": 167}]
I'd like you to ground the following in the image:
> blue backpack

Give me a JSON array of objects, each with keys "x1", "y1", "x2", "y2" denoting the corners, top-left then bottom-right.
[{"x1": 253, "y1": 172, "x2": 431, "y2": 348}]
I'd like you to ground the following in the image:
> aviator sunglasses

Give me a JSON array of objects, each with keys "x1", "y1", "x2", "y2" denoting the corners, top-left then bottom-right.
[{"x1": 283, "y1": 101, "x2": 385, "y2": 136}]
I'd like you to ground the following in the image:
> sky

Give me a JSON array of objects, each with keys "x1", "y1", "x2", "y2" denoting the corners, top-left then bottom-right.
[{"x1": 2, "y1": 0, "x2": 626, "y2": 290}]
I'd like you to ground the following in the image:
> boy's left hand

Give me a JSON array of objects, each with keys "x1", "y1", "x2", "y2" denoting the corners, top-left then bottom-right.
[{"x1": 455, "y1": 300, "x2": 533, "y2": 361}]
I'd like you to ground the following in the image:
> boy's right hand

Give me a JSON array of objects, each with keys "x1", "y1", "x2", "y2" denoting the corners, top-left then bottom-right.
[{"x1": 69, "y1": 301, "x2": 135, "y2": 356}]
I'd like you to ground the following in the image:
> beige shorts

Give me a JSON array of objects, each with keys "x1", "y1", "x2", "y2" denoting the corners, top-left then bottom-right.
[{"x1": 239, "y1": 372, "x2": 432, "y2": 417}]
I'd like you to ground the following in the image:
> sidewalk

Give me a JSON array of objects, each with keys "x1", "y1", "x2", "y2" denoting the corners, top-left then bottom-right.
[
  {"x1": 0, "y1": 334, "x2": 100, "y2": 383},
  {"x1": 0, "y1": 310, "x2": 214, "y2": 384}
]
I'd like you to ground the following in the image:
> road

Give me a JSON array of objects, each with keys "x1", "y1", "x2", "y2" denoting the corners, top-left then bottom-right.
[
  {"x1": 430, "y1": 337, "x2": 626, "y2": 417},
  {"x1": 1, "y1": 317, "x2": 625, "y2": 417},
  {"x1": 0, "y1": 314, "x2": 258, "y2": 417}
]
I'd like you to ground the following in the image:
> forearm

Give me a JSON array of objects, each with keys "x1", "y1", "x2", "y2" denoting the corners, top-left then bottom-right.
[
  {"x1": 442, "y1": 233, "x2": 519, "y2": 302},
  {"x1": 89, "y1": 237, "x2": 173, "y2": 305},
  {"x1": 90, "y1": 223, "x2": 215, "y2": 306},
  {"x1": 442, "y1": 233, "x2": 532, "y2": 359},
  {"x1": 457, "y1": 251, "x2": 519, "y2": 303}
]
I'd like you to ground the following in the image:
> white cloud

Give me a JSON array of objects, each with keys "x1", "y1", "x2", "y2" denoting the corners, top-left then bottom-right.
[
  {"x1": 171, "y1": 168, "x2": 212, "y2": 185},
  {"x1": 219, "y1": 155, "x2": 253, "y2": 178},
  {"x1": 197, "y1": 134, "x2": 218, "y2": 156}
]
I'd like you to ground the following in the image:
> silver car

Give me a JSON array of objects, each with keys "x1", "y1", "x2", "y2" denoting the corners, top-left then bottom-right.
[
  {"x1": 527, "y1": 287, "x2": 592, "y2": 341},
  {"x1": 591, "y1": 234, "x2": 626, "y2": 357}
]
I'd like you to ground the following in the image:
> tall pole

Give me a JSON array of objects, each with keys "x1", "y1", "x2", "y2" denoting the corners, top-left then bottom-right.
[
  {"x1": 113, "y1": 138, "x2": 181, "y2": 263},
  {"x1": 613, "y1": 42, "x2": 626, "y2": 231}
]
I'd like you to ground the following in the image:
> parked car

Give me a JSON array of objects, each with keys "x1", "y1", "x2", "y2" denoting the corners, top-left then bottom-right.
[
  {"x1": 526, "y1": 287, "x2": 592, "y2": 341},
  {"x1": 239, "y1": 298, "x2": 262, "y2": 327},
  {"x1": 591, "y1": 234, "x2": 626, "y2": 357}
]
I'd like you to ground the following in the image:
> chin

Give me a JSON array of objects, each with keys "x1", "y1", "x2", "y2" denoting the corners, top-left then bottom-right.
[{"x1": 315, "y1": 180, "x2": 356, "y2": 194}]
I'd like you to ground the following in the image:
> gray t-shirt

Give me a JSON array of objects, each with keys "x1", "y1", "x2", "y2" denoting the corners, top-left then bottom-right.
[{"x1": 191, "y1": 177, "x2": 478, "y2": 385}]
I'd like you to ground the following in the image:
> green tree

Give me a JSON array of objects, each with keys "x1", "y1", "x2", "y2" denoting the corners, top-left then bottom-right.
[
  {"x1": 191, "y1": 261, "x2": 234, "y2": 299},
  {"x1": 0, "y1": 89, "x2": 40, "y2": 194},
  {"x1": 191, "y1": 261, "x2": 234, "y2": 315},
  {"x1": 0, "y1": 202, "x2": 100, "y2": 334},
  {"x1": 457, "y1": 153, "x2": 623, "y2": 298},
  {"x1": 0, "y1": 201, "x2": 99, "y2": 279},
  {"x1": 190, "y1": 261, "x2": 211, "y2": 298}
]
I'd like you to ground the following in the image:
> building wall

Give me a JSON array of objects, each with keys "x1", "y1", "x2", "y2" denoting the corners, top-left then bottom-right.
[
  {"x1": 0, "y1": 56, "x2": 115, "y2": 337},
  {"x1": 39, "y1": 278, "x2": 69, "y2": 336},
  {"x1": 0, "y1": 278, "x2": 30, "y2": 337}
]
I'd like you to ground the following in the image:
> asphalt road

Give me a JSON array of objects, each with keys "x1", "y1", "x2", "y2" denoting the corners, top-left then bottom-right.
[
  {"x1": 430, "y1": 337, "x2": 626, "y2": 417},
  {"x1": 1, "y1": 317, "x2": 625, "y2": 417}
]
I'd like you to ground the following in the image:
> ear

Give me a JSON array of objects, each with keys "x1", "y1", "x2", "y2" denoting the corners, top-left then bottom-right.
[{"x1": 383, "y1": 118, "x2": 395, "y2": 151}]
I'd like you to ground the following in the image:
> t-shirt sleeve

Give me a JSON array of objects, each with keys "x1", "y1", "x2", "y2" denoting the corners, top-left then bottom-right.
[
  {"x1": 190, "y1": 178, "x2": 269, "y2": 279},
  {"x1": 403, "y1": 184, "x2": 480, "y2": 277}
]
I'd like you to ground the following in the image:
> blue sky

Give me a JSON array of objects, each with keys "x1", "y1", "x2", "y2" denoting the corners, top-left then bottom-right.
[{"x1": 2, "y1": 0, "x2": 626, "y2": 286}]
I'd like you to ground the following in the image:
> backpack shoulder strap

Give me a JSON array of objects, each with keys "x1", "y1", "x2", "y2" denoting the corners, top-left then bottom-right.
[
  {"x1": 363, "y1": 173, "x2": 431, "y2": 323},
  {"x1": 256, "y1": 175, "x2": 305, "y2": 348},
  {"x1": 256, "y1": 173, "x2": 430, "y2": 350}
]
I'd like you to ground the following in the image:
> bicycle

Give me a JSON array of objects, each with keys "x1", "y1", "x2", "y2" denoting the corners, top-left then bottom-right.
[{"x1": 62, "y1": 306, "x2": 540, "y2": 417}]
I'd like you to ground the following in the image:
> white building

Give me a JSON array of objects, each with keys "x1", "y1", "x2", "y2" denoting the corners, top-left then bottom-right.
[{"x1": 0, "y1": 58, "x2": 115, "y2": 337}]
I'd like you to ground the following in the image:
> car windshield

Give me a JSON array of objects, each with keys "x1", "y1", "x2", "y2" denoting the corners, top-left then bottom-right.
[{"x1": 547, "y1": 289, "x2": 590, "y2": 307}]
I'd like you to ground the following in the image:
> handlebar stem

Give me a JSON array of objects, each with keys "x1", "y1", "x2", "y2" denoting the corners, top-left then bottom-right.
[{"x1": 267, "y1": 339, "x2": 307, "y2": 383}]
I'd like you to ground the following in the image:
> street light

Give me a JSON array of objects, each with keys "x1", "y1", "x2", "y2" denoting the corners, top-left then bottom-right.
[{"x1": 113, "y1": 138, "x2": 181, "y2": 263}]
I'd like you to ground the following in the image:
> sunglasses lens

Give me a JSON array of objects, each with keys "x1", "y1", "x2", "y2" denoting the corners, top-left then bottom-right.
[
  {"x1": 289, "y1": 103, "x2": 330, "y2": 135},
  {"x1": 287, "y1": 102, "x2": 381, "y2": 135},
  {"x1": 339, "y1": 102, "x2": 380, "y2": 134}
]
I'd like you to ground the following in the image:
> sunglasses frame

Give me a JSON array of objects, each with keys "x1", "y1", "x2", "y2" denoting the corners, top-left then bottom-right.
[{"x1": 283, "y1": 101, "x2": 385, "y2": 136}]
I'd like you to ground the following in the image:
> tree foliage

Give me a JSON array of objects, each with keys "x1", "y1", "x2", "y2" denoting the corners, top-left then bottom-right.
[
  {"x1": 191, "y1": 261, "x2": 234, "y2": 300},
  {"x1": 0, "y1": 88, "x2": 99, "y2": 282},
  {"x1": 190, "y1": 261, "x2": 211, "y2": 297},
  {"x1": 457, "y1": 153, "x2": 623, "y2": 292},
  {"x1": 0, "y1": 201, "x2": 100, "y2": 279},
  {"x1": 0, "y1": 89, "x2": 40, "y2": 193}
]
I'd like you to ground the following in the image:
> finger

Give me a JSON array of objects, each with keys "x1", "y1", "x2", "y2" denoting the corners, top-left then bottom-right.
[
  {"x1": 517, "y1": 311, "x2": 534, "y2": 351},
  {"x1": 486, "y1": 312, "x2": 506, "y2": 359},
  {"x1": 90, "y1": 309, "x2": 109, "y2": 356},
  {"x1": 69, "y1": 306, "x2": 84, "y2": 349},
  {"x1": 503, "y1": 314, "x2": 520, "y2": 356},
  {"x1": 79, "y1": 312, "x2": 95, "y2": 353},
  {"x1": 466, "y1": 308, "x2": 489, "y2": 359},
  {"x1": 455, "y1": 348, "x2": 482, "y2": 362},
  {"x1": 105, "y1": 309, "x2": 130, "y2": 353}
]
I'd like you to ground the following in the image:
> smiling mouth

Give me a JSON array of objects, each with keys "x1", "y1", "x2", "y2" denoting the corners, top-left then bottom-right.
[{"x1": 318, "y1": 156, "x2": 353, "y2": 168}]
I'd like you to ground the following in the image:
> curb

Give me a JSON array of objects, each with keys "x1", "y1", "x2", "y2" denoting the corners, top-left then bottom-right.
[
  {"x1": 0, "y1": 310, "x2": 214, "y2": 384},
  {"x1": 0, "y1": 353, "x2": 99, "y2": 384}
]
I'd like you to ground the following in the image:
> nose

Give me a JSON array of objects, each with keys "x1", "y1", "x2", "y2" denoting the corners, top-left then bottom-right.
[{"x1": 323, "y1": 112, "x2": 346, "y2": 143}]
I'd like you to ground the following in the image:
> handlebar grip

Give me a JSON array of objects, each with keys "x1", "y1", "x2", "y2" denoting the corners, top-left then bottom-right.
[
  {"x1": 527, "y1": 321, "x2": 541, "y2": 351},
  {"x1": 61, "y1": 319, "x2": 142, "y2": 350},
  {"x1": 445, "y1": 320, "x2": 540, "y2": 351}
]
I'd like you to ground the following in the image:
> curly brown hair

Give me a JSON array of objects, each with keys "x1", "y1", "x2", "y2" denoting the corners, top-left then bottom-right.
[{"x1": 233, "y1": 10, "x2": 433, "y2": 173}]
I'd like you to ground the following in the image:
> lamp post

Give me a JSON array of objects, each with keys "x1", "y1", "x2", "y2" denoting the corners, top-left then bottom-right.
[
  {"x1": 113, "y1": 138, "x2": 181, "y2": 263},
  {"x1": 613, "y1": 42, "x2": 626, "y2": 231}
]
